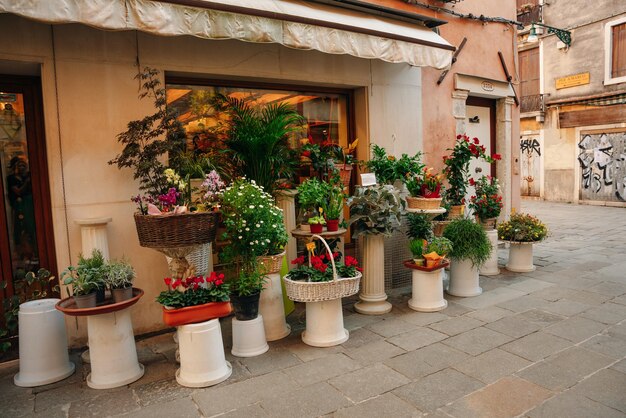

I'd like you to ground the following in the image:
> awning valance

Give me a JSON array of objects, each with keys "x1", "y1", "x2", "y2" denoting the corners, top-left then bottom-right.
[{"x1": 0, "y1": 0, "x2": 454, "y2": 69}]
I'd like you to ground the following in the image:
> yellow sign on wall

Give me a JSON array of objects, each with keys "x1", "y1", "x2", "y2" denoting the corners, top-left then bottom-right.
[{"x1": 556, "y1": 72, "x2": 590, "y2": 90}]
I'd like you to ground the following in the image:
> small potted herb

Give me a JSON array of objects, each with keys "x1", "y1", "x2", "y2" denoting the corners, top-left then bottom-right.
[
  {"x1": 229, "y1": 268, "x2": 266, "y2": 321},
  {"x1": 62, "y1": 250, "x2": 107, "y2": 308},
  {"x1": 409, "y1": 239, "x2": 426, "y2": 266},
  {"x1": 307, "y1": 212, "x2": 326, "y2": 234},
  {"x1": 105, "y1": 259, "x2": 136, "y2": 303}
]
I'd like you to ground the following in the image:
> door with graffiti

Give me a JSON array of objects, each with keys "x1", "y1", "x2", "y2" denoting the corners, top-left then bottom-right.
[
  {"x1": 520, "y1": 135, "x2": 541, "y2": 197},
  {"x1": 578, "y1": 131, "x2": 626, "y2": 202}
]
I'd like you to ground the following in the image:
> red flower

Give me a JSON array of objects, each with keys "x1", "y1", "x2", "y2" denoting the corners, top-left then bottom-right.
[
  {"x1": 164, "y1": 277, "x2": 172, "y2": 286},
  {"x1": 291, "y1": 256, "x2": 305, "y2": 265},
  {"x1": 302, "y1": 150, "x2": 311, "y2": 158},
  {"x1": 464, "y1": 136, "x2": 470, "y2": 142},
  {"x1": 172, "y1": 279, "x2": 182, "y2": 289},
  {"x1": 469, "y1": 178, "x2": 476, "y2": 186},
  {"x1": 215, "y1": 279, "x2": 223, "y2": 286},
  {"x1": 492, "y1": 153, "x2": 502, "y2": 160},
  {"x1": 193, "y1": 283, "x2": 199, "y2": 290},
  {"x1": 356, "y1": 267, "x2": 363, "y2": 272},
  {"x1": 344, "y1": 256, "x2": 360, "y2": 267},
  {"x1": 456, "y1": 134, "x2": 462, "y2": 139},
  {"x1": 473, "y1": 137, "x2": 480, "y2": 144}
]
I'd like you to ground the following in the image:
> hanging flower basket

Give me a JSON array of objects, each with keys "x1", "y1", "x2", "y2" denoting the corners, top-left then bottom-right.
[
  {"x1": 134, "y1": 211, "x2": 220, "y2": 249},
  {"x1": 162, "y1": 301, "x2": 232, "y2": 327}
]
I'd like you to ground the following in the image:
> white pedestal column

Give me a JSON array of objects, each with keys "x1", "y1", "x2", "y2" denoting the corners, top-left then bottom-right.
[
  {"x1": 355, "y1": 234, "x2": 392, "y2": 315},
  {"x1": 86, "y1": 309, "x2": 144, "y2": 389},
  {"x1": 231, "y1": 315, "x2": 269, "y2": 357},
  {"x1": 506, "y1": 242, "x2": 536, "y2": 272},
  {"x1": 480, "y1": 229, "x2": 500, "y2": 276},
  {"x1": 176, "y1": 319, "x2": 231, "y2": 388},
  {"x1": 447, "y1": 258, "x2": 482, "y2": 297},
  {"x1": 75, "y1": 218, "x2": 112, "y2": 260},
  {"x1": 302, "y1": 298, "x2": 348, "y2": 347},
  {"x1": 259, "y1": 272, "x2": 290, "y2": 341},
  {"x1": 276, "y1": 190, "x2": 298, "y2": 271},
  {"x1": 408, "y1": 269, "x2": 447, "y2": 312}
]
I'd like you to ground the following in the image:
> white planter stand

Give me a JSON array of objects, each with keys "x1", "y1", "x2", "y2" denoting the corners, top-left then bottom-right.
[
  {"x1": 259, "y1": 272, "x2": 291, "y2": 341},
  {"x1": 176, "y1": 319, "x2": 231, "y2": 388},
  {"x1": 407, "y1": 268, "x2": 448, "y2": 312},
  {"x1": 480, "y1": 229, "x2": 500, "y2": 276},
  {"x1": 14, "y1": 299, "x2": 75, "y2": 387},
  {"x1": 506, "y1": 241, "x2": 536, "y2": 272},
  {"x1": 447, "y1": 258, "x2": 482, "y2": 297},
  {"x1": 302, "y1": 298, "x2": 348, "y2": 347},
  {"x1": 231, "y1": 315, "x2": 269, "y2": 357},
  {"x1": 355, "y1": 234, "x2": 392, "y2": 315}
]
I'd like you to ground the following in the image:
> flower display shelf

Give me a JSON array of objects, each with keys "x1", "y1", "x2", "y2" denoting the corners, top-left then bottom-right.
[
  {"x1": 403, "y1": 260, "x2": 449, "y2": 312},
  {"x1": 56, "y1": 288, "x2": 144, "y2": 389},
  {"x1": 291, "y1": 228, "x2": 347, "y2": 242},
  {"x1": 504, "y1": 241, "x2": 537, "y2": 273},
  {"x1": 162, "y1": 301, "x2": 232, "y2": 327}
]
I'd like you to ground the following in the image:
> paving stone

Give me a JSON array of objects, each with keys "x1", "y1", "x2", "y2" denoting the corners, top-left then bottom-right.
[
  {"x1": 259, "y1": 382, "x2": 351, "y2": 418},
  {"x1": 441, "y1": 327, "x2": 514, "y2": 356},
  {"x1": 441, "y1": 376, "x2": 552, "y2": 418},
  {"x1": 569, "y1": 368, "x2": 626, "y2": 413},
  {"x1": 328, "y1": 363, "x2": 410, "y2": 403},
  {"x1": 283, "y1": 353, "x2": 360, "y2": 386},
  {"x1": 428, "y1": 316, "x2": 484, "y2": 336},
  {"x1": 115, "y1": 397, "x2": 200, "y2": 418},
  {"x1": 517, "y1": 347, "x2": 614, "y2": 391},
  {"x1": 465, "y1": 306, "x2": 514, "y2": 323},
  {"x1": 440, "y1": 301, "x2": 473, "y2": 317},
  {"x1": 332, "y1": 392, "x2": 422, "y2": 418},
  {"x1": 343, "y1": 312, "x2": 383, "y2": 331},
  {"x1": 452, "y1": 348, "x2": 532, "y2": 384},
  {"x1": 69, "y1": 388, "x2": 140, "y2": 418},
  {"x1": 339, "y1": 327, "x2": 383, "y2": 349},
  {"x1": 34, "y1": 382, "x2": 95, "y2": 413},
  {"x1": 343, "y1": 339, "x2": 405, "y2": 365},
  {"x1": 588, "y1": 281, "x2": 626, "y2": 297},
  {"x1": 400, "y1": 312, "x2": 448, "y2": 326},
  {"x1": 507, "y1": 278, "x2": 555, "y2": 294},
  {"x1": 192, "y1": 371, "x2": 300, "y2": 417},
  {"x1": 530, "y1": 286, "x2": 579, "y2": 302},
  {"x1": 392, "y1": 368, "x2": 484, "y2": 413},
  {"x1": 527, "y1": 391, "x2": 624, "y2": 418},
  {"x1": 240, "y1": 347, "x2": 301, "y2": 376},
  {"x1": 285, "y1": 342, "x2": 344, "y2": 362},
  {"x1": 496, "y1": 295, "x2": 551, "y2": 313},
  {"x1": 129, "y1": 360, "x2": 177, "y2": 387},
  {"x1": 133, "y1": 377, "x2": 194, "y2": 407},
  {"x1": 541, "y1": 299, "x2": 593, "y2": 317},
  {"x1": 220, "y1": 403, "x2": 269, "y2": 418},
  {"x1": 366, "y1": 318, "x2": 418, "y2": 338},
  {"x1": 580, "y1": 303, "x2": 626, "y2": 324},
  {"x1": 611, "y1": 359, "x2": 626, "y2": 374},
  {"x1": 543, "y1": 316, "x2": 607, "y2": 343},
  {"x1": 518, "y1": 309, "x2": 565, "y2": 327},
  {"x1": 611, "y1": 294, "x2": 626, "y2": 306},
  {"x1": 500, "y1": 332, "x2": 572, "y2": 362},
  {"x1": 581, "y1": 333, "x2": 626, "y2": 359},
  {"x1": 387, "y1": 327, "x2": 448, "y2": 351},
  {"x1": 385, "y1": 343, "x2": 469, "y2": 380},
  {"x1": 453, "y1": 287, "x2": 526, "y2": 310},
  {"x1": 563, "y1": 290, "x2": 613, "y2": 306},
  {"x1": 484, "y1": 315, "x2": 542, "y2": 338}
]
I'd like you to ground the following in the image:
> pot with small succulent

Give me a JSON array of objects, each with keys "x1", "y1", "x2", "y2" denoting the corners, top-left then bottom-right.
[
  {"x1": 498, "y1": 212, "x2": 548, "y2": 273},
  {"x1": 61, "y1": 249, "x2": 107, "y2": 309},
  {"x1": 105, "y1": 260, "x2": 136, "y2": 303}
]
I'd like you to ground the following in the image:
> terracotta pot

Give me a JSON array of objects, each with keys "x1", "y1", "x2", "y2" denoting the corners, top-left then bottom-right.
[
  {"x1": 310, "y1": 223, "x2": 324, "y2": 233},
  {"x1": 448, "y1": 205, "x2": 465, "y2": 219},
  {"x1": 326, "y1": 219, "x2": 339, "y2": 232},
  {"x1": 230, "y1": 292, "x2": 261, "y2": 321},
  {"x1": 433, "y1": 221, "x2": 451, "y2": 237},
  {"x1": 112, "y1": 287, "x2": 133, "y2": 303},
  {"x1": 74, "y1": 292, "x2": 97, "y2": 309},
  {"x1": 162, "y1": 301, "x2": 232, "y2": 327},
  {"x1": 477, "y1": 217, "x2": 497, "y2": 230}
]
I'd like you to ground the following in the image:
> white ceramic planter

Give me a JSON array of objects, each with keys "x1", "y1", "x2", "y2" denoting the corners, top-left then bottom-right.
[
  {"x1": 480, "y1": 229, "x2": 501, "y2": 276},
  {"x1": 408, "y1": 269, "x2": 448, "y2": 312},
  {"x1": 231, "y1": 315, "x2": 269, "y2": 357},
  {"x1": 86, "y1": 309, "x2": 144, "y2": 389},
  {"x1": 176, "y1": 319, "x2": 231, "y2": 388},
  {"x1": 355, "y1": 234, "x2": 392, "y2": 315},
  {"x1": 447, "y1": 258, "x2": 482, "y2": 297},
  {"x1": 14, "y1": 299, "x2": 75, "y2": 387},
  {"x1": 302, "y1": 298, "x2": 348, "y2": 347},
  {"x1": 506, "y1": 241, "x2": 536, "y2": 272},
  {"x1": 259, "y1": 272, "x2": 291, "y2": 341}
]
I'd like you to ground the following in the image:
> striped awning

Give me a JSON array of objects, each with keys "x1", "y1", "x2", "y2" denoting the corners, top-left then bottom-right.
[{"x1": 546, "y1": 92, "x2": 626, "y2": 107}]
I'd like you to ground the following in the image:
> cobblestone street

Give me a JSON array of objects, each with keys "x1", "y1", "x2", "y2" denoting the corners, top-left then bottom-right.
[{"x1": 1, "y1": 200, "x2": 625, "y2": 417}]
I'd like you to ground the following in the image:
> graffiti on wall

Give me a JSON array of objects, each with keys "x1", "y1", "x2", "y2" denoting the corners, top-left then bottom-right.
[
  {"x1": 578, "y1": 132, "x2": 626, "y2": 201},
  {"x1": 520, "y1": 136, "x2": 541, "y2": 197}
]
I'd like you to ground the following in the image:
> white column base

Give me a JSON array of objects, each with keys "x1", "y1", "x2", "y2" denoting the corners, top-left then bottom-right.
[
  {"x1": 176, "y1": 319, "x2": 232, "y2": 388},
  {"x1": 231, "y1": 315, "x2": 269, "y2": 357},
  {"x1": 506, "y1": 242, "x2": 536, "y2": 272},
  {"x1": 481, "y1": 229, "x2": 501, "y2": 276},
  {"x1": 14, "y1": 299, "x2": 75, "y2": 387},
  {"x1": 86, "y1": 309, "x2": 144, "y2": 389},
  {"x1": 259, "y1": 272, "x2": 291, "y2": 341},
  {"x1": 447, "y1": 258, "x2": 483, "y2": 298},
  {"x1": 408, "y1": 269, "x2": 448, "y2": 312},
  {"x1": 302, "y1": 298, "x2": 348, "y2": 347},
  {"x1": 357, "y1": 234, "x2": 392, "y2": 315}
]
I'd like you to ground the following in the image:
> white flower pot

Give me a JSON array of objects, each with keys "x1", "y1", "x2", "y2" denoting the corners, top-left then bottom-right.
[
  {"x1": 408, "y1": 269, "x2": 448, "y2": 312},
  {"x1": 447, "y1": 258, "x2": 482, "y2": 297},
  {"x1": 259, "y1": 272, "x2": 291, "y2": 341},
  {"x1": 231, "y1": 315, "x2": 269, "y2": 357},
  {"x1": 480, "y1": 229, "x2": 500, "y2": 276},
  {"x1": 14, "y1": 299, "x2": 75, "y2": 387},
  {"x1": 302, "y1": 298, "x2": 348, "y2": 347},
  {"x1": 355, "y1": 234, "x2": 392, "y2": 315},
  {"x1": 506, "y1": 241, "x2": 536, "y2": 272},
  {"x1": 176, "y1": 319, "x2": 232, "y2": 388}
]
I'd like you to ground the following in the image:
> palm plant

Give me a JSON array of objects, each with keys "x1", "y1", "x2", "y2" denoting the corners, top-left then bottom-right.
[{"x1": 212, "y1": 94, "x2": 304, "y2": 195}]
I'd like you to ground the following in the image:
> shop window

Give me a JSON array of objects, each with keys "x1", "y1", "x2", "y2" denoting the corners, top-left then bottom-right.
[{"x1": 605, "y1": 18, "x2": 626, "y2": 85}]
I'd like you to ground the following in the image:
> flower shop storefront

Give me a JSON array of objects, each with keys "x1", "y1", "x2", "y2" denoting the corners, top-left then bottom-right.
[{"x1": 0, "y1": 0, "x2": 455, "y2": 344}]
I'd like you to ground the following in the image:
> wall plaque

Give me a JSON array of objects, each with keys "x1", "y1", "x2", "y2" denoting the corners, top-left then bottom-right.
[{"x1": 556, "y1": 72, "x2": 590, "y2": 89}]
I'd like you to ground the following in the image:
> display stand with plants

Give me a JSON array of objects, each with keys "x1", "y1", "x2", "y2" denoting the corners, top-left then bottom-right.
[
  {"x1": 498, "y1": 213, "x2": 548, "y2": 273},
  {"x1": 469, "y1": 175, "x2": 503, "y2": 275},
  {"x1": 284, "y1": 236, "x2": 361, "y2": 346},
  {"x1": 348, "y1": 184, "x2": 403, "y2": 315},
  {"x1": 229, "y1": 268, "x2": 269, "y2": 357},
  {"x1": 443, "y1": 219, "x2": 492, "y2": 297}
]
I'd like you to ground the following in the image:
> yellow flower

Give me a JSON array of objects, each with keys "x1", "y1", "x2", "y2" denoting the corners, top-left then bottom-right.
[{"x1": 347, "y1": 138, "x2": 359, "y2": 151}]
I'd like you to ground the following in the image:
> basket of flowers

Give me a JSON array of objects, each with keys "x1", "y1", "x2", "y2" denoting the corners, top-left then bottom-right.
[{"x1": 284, "y1": 235, "x2": 361, "y2": 302}]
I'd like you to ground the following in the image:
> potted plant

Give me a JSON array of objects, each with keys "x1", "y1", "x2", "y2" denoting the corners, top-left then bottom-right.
[
  {"x1": 297, "y1": 178, "x2": 329, "y2": 231},
  {"x1": 442, "y1": 134, "x2": 500, "y2": 218},
  {"x1": 307, "y1": 212, "x2": 326, "y2": 234},
  {"x1": 229, "y1": 268, "x2": 266, "y2": 321},
  {"x1": 323, "y1": 182, "x2": 344, "y2": 231},
  {"x1": 498, "y1": 212, "x2": 548, "y2": 272},
  {"x1": 409, "y1": 239, "x2": 426, "y2": 266},
  {"x1": 156, "y1": 271, "x2": 231, "y2": 327},
  {"x1": 347, "y1": 184, "x2": 403, "y2": 314},
  {"x1": 61, "y1": 250, "x2": 106, "y2": 308},
  {"x1": 432, "y1": 196, "x2": 452, "y2": 237},
  {"x1": 404, "y1": 167, "x2": 443, "y2": 209},
  {"x1": 365, "y1": 144, "x2": 424, "y2": 187},
  {"x1": 105, "y1": 259, "x2": 136, "y2": 303},
  {"x1": 443, "y1": 218, "x2": 492, "y2": 297},
  {"x1": 469, "y1": 176, "x2": 503, "y2": 230}
]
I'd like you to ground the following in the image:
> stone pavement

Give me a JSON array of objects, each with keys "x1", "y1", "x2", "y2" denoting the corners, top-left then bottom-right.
[{"x1": 1, "y1": 200, "x2": 625, "y2": 417}]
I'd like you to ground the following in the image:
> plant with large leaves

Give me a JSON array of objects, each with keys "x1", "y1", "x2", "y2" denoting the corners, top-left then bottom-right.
[
  {"x1": 347, "y1": 184, "x2": 403, "y2": 237},
  {"x1": 212, "y1": 94, "x2": 304, "y2": 195}
]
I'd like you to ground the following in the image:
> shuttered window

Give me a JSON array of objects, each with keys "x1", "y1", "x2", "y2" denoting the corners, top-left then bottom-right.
[
  {"x1": 519, "y1": 48, "x2": 540, "y2": 97},
  {"x1": 612, "y1": 22, "x2": 626, "y2": 78},
  {"x1": 517, "y1": 0, "x2": 538, "y2": 9}
]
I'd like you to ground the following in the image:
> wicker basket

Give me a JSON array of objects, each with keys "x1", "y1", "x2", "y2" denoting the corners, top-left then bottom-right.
[
  {"x1": 406, "y1": 196, "x2": 443, "y2": 210},
  {"x1": 448, "y1": 205, "x2": 465, "y2": 219},
  {"x1": 134, "y1": 211, "x2": 219, "y2": 249},
  {"x1": 257, "y1": 252, "x2": 285, "y2": 274},
  {"x1": 284, "y1": 235, "x2": 361, "y2": 302}
]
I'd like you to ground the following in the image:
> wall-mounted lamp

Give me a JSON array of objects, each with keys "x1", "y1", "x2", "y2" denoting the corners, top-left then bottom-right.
[{"x1": 527, "y1": 22, "x2": 572, "y2": 47}]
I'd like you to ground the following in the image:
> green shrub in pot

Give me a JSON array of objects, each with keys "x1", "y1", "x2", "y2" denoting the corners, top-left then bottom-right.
[
  {"x1": 106, "y1": 259, "x2": 136, "y2": 302},
  {"x1": 442, "y1": 218, "x2": 491, "y2": 267}
]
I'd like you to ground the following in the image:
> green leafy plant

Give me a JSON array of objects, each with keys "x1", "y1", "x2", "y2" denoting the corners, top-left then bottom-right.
[
  {"x1": 364, "y1": 145, "x2": 424, "y2": 185},
  {"x1": 297, "y1": 178, "x2": 329, "y2": 211},
  {"x1": 229, "y1": 268, "x2": 266, "y2": 297},
  {"x1": 307, "y1": 215, "x2": 326, "y2": 225},
  {"x1": 62, "y1": 249, "x2": 107, "y2": 296},
  {"x1": 469, "y1": 176, "x2": 503, "y2": 220},
  {"x1": 497, "y1": 213, "x2": 548, "y2": 242},
  {"x1": 301, "y1": 141, "x2": 342, "y2": 181},
  {"x1": 347, "y1": 184, "x2": 403, "y2": 237},
  {"x1": 409, "y1": 239, "x2": 426, "y2": 259},
  {"x1": 105, "y1": 259, "x2": 135, "y2": 290},
  {"x1": 406, "y1": 213, "x2": 433, "y2": 241},
  {"x1": 323, "y1": 183, "x2": 344, "y2": 220},
  {"x1": 443, "y1": 218, "x2": 492, "y2": 267},
  {"x1": 426, "y1": 237, "x2": 453, "y2": 257},
  {"x1": 156, "y1": 272, "x2": 230, "y2": 308}
]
